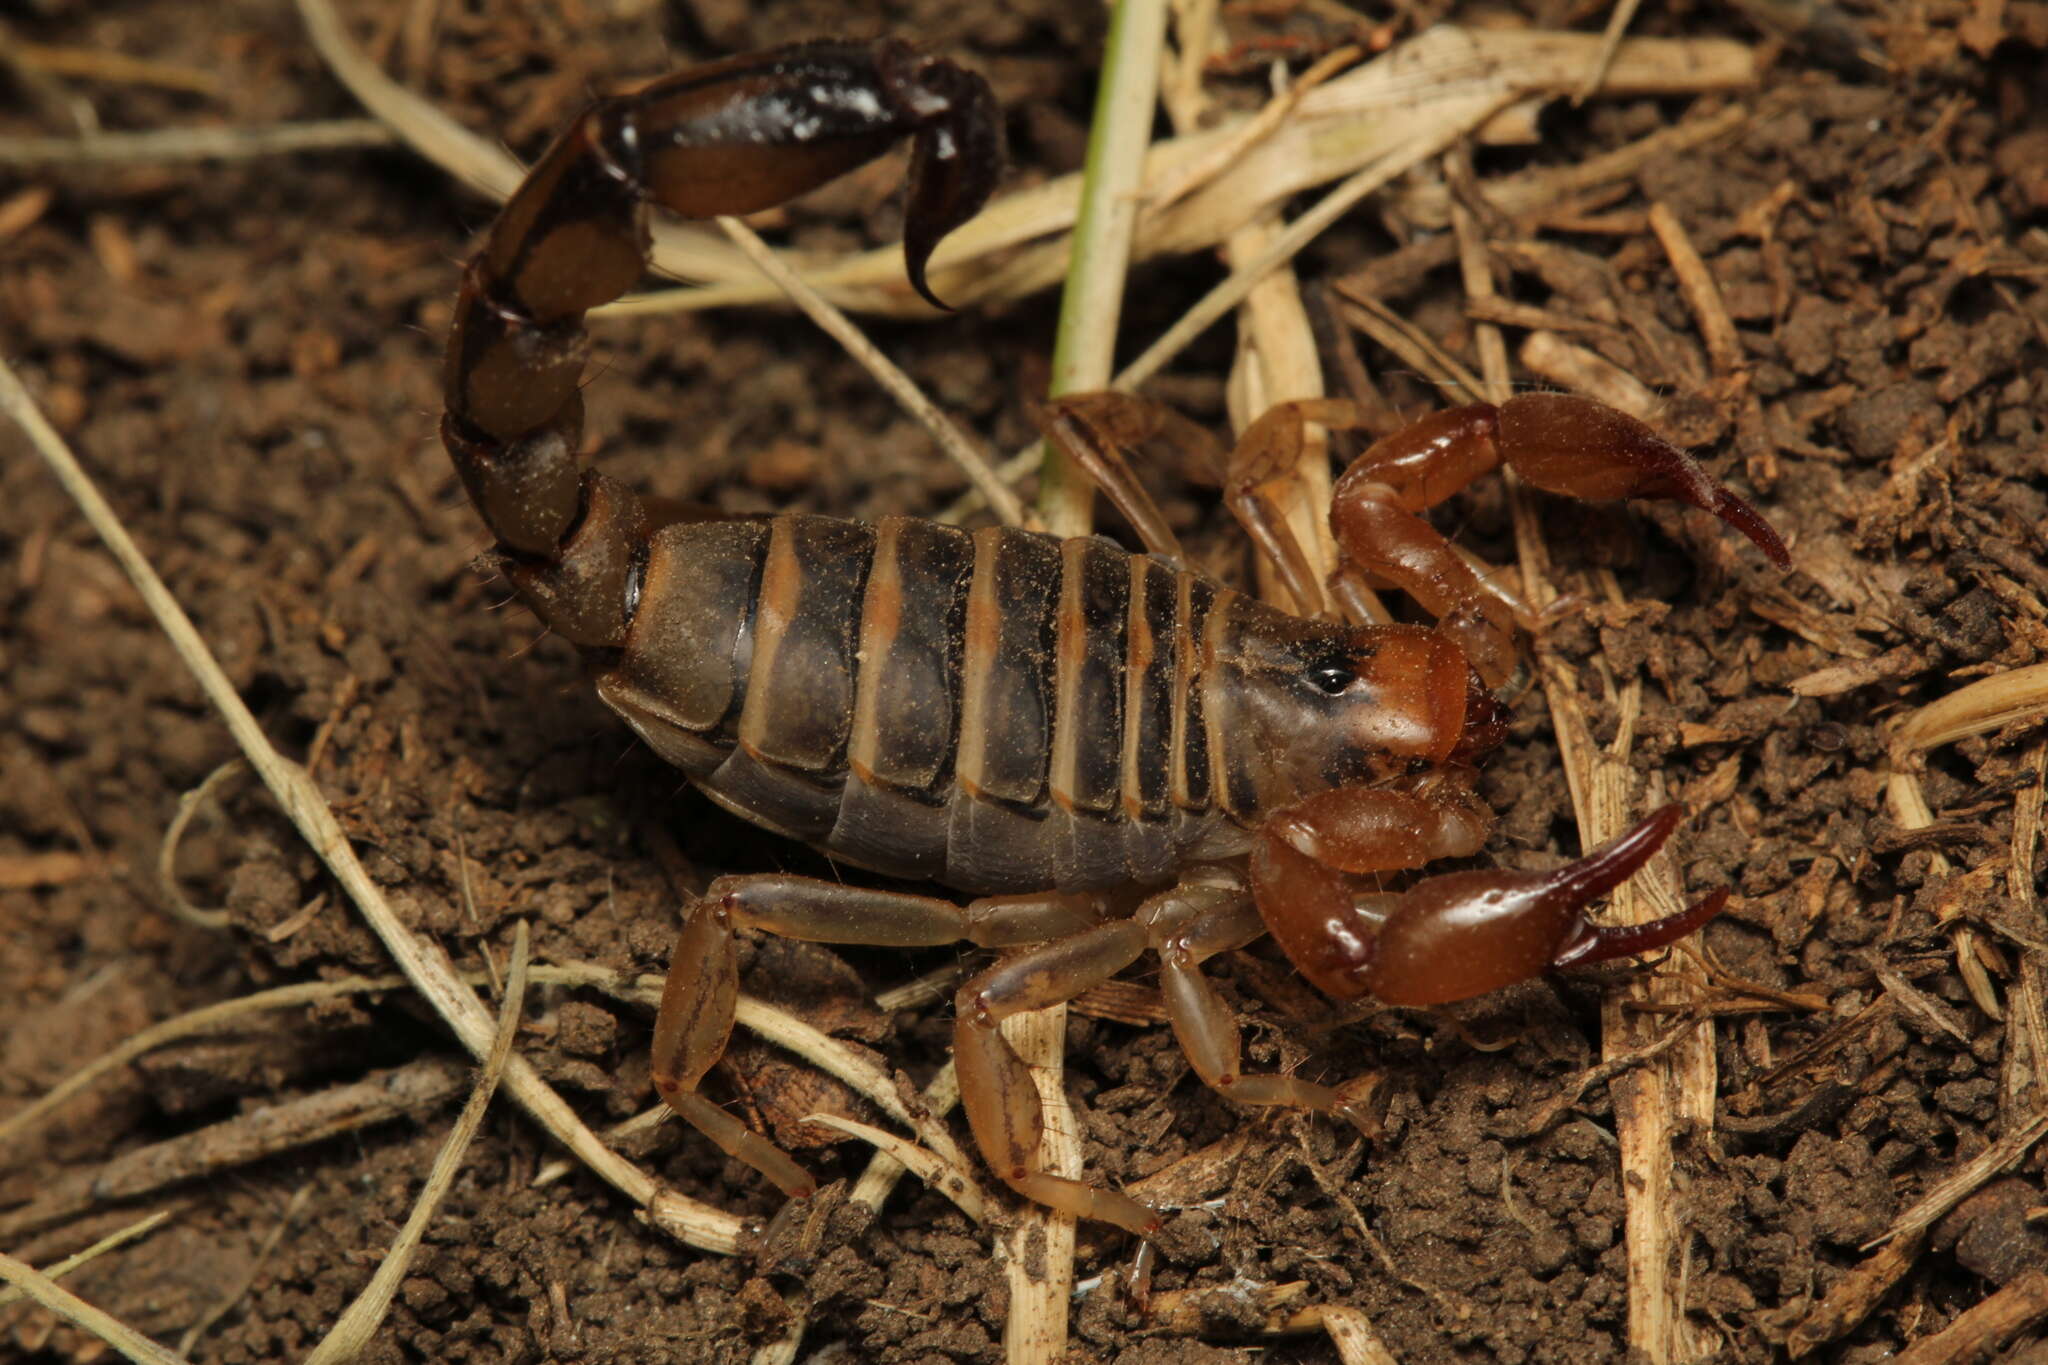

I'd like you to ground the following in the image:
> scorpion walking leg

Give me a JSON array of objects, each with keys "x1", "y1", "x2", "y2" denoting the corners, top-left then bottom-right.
[
  {"x1": 954, "y1": 921, "x2": 1161, "y2": 1236},
  {"x1": 1138, "y1": 873, "x2": 1376, "y2": 1135},
  {"x1": 651, "y1": 894, "x2": 818, "y2": 1198},
  {"x1": 653, "y1": 876, "x2": 999, "y2": 1199},
  {"x1": 1034, "y1": 392, "x2": 1233, "y2": 566},
  {"x1": 653, "y1": 875, "x2": 1127, "y2": 1210},
  {"x1": 1037, "y1": 391, "x2": 1344, "y2": 615},
  {"x1": 1251, "y1": 800, "x2": 1728, "y2": 1006}
]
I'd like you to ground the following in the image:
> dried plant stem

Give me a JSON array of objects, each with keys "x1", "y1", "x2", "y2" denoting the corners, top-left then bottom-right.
[
  {"x1": 1574, "y1": 0, "x2": 1644, "y2": 100},
  {"x1": 0, "y1": 120, "x2": 393, "y2": 168},
  {"x1": 0, "y1": 1249, "x2": 191, "y2": 1365},
  {"x1": 1167, "y1": 12, "x2": 1336, "y2": 611},
  {"x1": 0, "y1": 973, "x2": 400, "y2": 1151},
  {"x1": 1453, "y1": 155, "x2": 1712, "y2": 1363},
  {"x1": 294, "y1": 0, "x2": 520, "y2": 200},
  {"x1": 1786, "y1": 1228, "x2": 1928, "y2": 1357},
  {"x1": 714, "y1": 217, "x2": 1027, "y2": 529},
  {"x1": 1320, "y1": 1304, "x2": 1401, "y2": 1365},
  {"x1": 1000, "y1": 1006, "x2": 1081, "y2": 1365},
  {"x1": 1117, "y1": 109, "x2": 1509, "y2": 397},
  {"x1": 8, "y1": 39, "x2": 220, "y2": 94},
  {"x1": 804, "y1": 1114, "x2": 990, "y2": 1225},
  {"x1": 0, "y1": 1211, "x2": 172, "y2": 1311},
  {"x1": 1866, "y1": 1108, "x2": 2048, "y2": 1252},
  {"x1": 1144, "y1": 1279, "x2": 1322, "y2": 1336},
  {"x1": 306, "y1": 924, "x2": 532, "y2": 1363},
  {"x1": 155, "y1": 758, "x2": 247, "y2": 930},
  {"x1": 1878, "y1": 659, "x2": 2048, "y2": 1020},
  {"x1": 0, "y1": 1060, "x2": 468, "y2": 1240},
  {"x1": 2001, "y1": 741, "x2": 2048, "y2": 1122},
  {"x1": 732, "y1": 995, "x2": 968, "y2": 1170},
  {"x1": 1036, "y1": 0, "x2": 1168, "y2": 535},
  {"x1": 0, "y1": 356, "x2": 744, "y2": 1257},
  {"x1": 1896, "y1": 662, "x2": 2048, "y2": 752},
  {"x1": 1792, "y1": 1111, "x2": 2048, "y2": 1353},
  {"x1": 849, "y1": 1063, "x2": 964, "y2": 1216},
  {"x1": 1010, "y1": 10, "x2": 1169, "y2": 1358},
  {"x1": 748, "y1": 1304, "x2": 806, "y2": 1365},
  {"x1": 1892, "y1": 1269, "x2": 2048, "y2": 1363},
  {"x1": 306, "y1": 0, "x2": 1753, "y2": 324}
]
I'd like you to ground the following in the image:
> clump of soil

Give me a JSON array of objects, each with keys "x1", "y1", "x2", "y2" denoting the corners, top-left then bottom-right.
[{"x1": 4, "y1": 1, "x2": 2047, "y2": 1362}]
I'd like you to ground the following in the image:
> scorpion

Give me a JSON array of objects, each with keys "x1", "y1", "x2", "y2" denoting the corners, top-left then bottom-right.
[{"x1": 441, "y1": 39, "x2": 1791, "y2": 1237}]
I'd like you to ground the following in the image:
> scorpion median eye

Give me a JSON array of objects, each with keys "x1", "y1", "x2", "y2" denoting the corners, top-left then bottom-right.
[{"x1": 1309, "y1": 664, "x2": 1356, "y2": 696}]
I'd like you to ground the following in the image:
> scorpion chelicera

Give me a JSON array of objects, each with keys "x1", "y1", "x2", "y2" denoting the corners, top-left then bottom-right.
[{"x1": 441, "y1": 39, "x2": 1791, "y2": 1236}]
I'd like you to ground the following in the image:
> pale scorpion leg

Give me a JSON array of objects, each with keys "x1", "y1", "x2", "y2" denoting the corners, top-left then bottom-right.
[
  {"x1": 952, "y1": 920, "x2": 1160, "y2": 1236},
  {"x1": 651, "y1": 897, "x2": 818, "y2": 1198},
  {"x1": 1034, "y1": 392, "x2": 1231, "y2": 567},
  {"x1": 1037, "y1": 391, "x2": 1347, "y2": 617},
  {"x1": 652, "y1": 875, "x2": 1118, "y2": 1207},
  {"x1": 1138, "y1": 873, "x2": 1377, "y2": 1136},
  {"x1": 1251, "y1": 798, "x2": 1729, "y2": 1007}
]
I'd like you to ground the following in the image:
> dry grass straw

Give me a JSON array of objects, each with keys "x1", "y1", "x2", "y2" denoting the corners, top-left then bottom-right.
[
  {"x1": 946, "y1": 32, "x2": 1749, "y2": 527},
  {"x1": 1883, "y1": 663, "x2": 2048, "y2": 1021},
  {"x1": 297, "y1": 0, "x2": 1752, "y2": 323},
  {"x1": 804, "y1": 1114, "x2": 990, "y2": 1225},
  {"x1": 0, "y1": 1210, "x2": 172, "y2": 1312},
  {"x1": 0, "y1": 974, "x2": 400, "y2": 1150},
  {"x1": 155, "y1": 757, "x2": 246, "y2": 930},
  {"x1": 1434, "y1": 150, "x2": 1729, "y2": 1361},
  {"x1": 710, "y1": 216, "x2": 1029, "y2": 529},
  {"x1": 1607, "y1": 203, "x2": 1735, "y2": 1364},
  {"x1": 298, "y1": 0, "x2": 1025, "y2": 530},
  {"x1": 0, "y1": 952, "x2": 993, "y2": 1250},
  {"x1": 1890, "y1": 1268, "x2": 2048, "y2": 1364},
  {"x1": 1033, "y1": 0, "x2": 1168, "y2": 537},
  {"x1": 1162, "y1": 17, "x2": 1341, "y2": 611},
  {"x1": 0, "y1": 119, "x2": 394, "y2": 167},
  {"x1": 998, "y1": 3, "x2": 1169, "y2": 1358},
  {"x1": 1787, "y1": 1110, "x2": 2048, "y2": 1355},
  {"x1": 1895, "y1": 662, "x2": 2048, "y2": 754},
  {"x1": 847, "y1": 1063, "x2": 966, "y2": 1218},
  {"x1": 304, "y1": 923, "x2": 531, "y2": 1363},
  {"x1": 0, "y1": 358, "x2": 742, "y2": 1252},
  {"x1": 2001, "y1": 741, "x2": 2048, "y2": 1123},
  {"x1": 0, "y1": 1059, "x2": 468, "y2": 1242},
  {"x1": 732, "y1": 994, "x2": 969, "y2": 1170},
  {"x1": 4, "y1": 36, "x2": 219, "y2": 95},
  {"x1": 0, "y1": 1248, "x2": 189, "y2": 1365},
  {"x1": 995, "y1": 1004, "x2": 1084, "y2": 1364},
  {"x1": 1319, "y1": 1304, "x2": 1402, "y2": 1365}
]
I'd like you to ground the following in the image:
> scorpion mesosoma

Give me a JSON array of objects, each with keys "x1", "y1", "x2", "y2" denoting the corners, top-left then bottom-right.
[{"x1": 441, "y1": 39, "x2": 1791, "y2": 1237}]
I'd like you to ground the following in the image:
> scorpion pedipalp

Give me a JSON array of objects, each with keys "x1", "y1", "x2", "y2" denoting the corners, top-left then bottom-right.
[{"x1": 1250, "y1": 803, "x2": 1715, "y2": 1007}]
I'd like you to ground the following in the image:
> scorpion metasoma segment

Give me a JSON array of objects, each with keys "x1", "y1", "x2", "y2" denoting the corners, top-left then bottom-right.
[{"x1": 442, "y1": 39, "x2": 1792, "y2": 1237}]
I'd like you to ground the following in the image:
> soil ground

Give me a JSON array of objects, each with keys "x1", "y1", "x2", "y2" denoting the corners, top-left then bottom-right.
[{"x1": 5, "y1": 0, "x2": 2048, "y2": 1361}]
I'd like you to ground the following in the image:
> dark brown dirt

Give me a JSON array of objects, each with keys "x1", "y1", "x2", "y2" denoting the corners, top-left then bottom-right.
[{"x1": 5, "y1": 1, "x2": 2048, "y2": 1361}]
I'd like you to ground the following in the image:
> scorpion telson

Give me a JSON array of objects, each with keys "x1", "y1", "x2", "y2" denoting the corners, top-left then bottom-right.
[{"x1": 443, "y1": 39, "x2": 1789, "y2": 1237}]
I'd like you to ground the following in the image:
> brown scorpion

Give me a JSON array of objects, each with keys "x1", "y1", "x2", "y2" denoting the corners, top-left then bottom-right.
[{"x1": 441, "y1": 39, "x2": 1791, "y2": 1237}]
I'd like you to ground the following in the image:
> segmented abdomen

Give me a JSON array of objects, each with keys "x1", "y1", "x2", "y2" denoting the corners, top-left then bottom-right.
[{"x1": 594, "y1": 513, "x2": 1263, "y2": 894}]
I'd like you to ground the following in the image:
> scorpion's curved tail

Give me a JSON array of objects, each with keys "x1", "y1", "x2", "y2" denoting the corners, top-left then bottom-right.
[{"x1": 439, "y1": 40, "x2": 1001, "y2": 649}]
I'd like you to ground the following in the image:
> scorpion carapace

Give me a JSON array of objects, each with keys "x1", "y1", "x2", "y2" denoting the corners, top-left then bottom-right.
[{"x1": 443, "y1": 39, "x2": 1788, "y2": 1236}]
